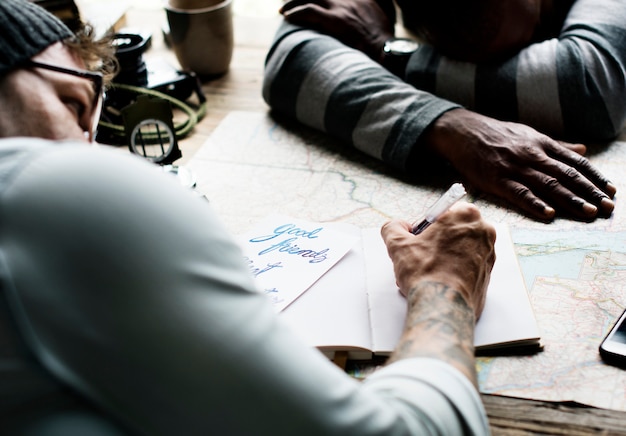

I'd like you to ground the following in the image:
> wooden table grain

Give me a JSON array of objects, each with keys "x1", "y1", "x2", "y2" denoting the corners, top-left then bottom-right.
[{"x1": 121, "y1": 4, "x2": 626, "y2": 434}]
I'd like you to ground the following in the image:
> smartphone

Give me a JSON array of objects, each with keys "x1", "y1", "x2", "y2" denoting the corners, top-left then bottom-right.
[{"x1": 599, "y1": 308, "x2": 626, "y2": 368}]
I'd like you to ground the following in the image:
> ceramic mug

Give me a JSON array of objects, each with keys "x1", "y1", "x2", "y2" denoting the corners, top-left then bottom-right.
[
  {"x1": 168, "y1": 0, "x2": 223, "y2": 8},
  {"x1": 165, "y1": 0, "x2": 234, "y2": 78}
]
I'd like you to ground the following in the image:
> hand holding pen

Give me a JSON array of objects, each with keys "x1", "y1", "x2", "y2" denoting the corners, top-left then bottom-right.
[
  {"x1": 412, "y1": 183, "x2": 467, "y2": 235},
  {"x1": 382, "y1": 190, "x2": 496, "y2": 318}
]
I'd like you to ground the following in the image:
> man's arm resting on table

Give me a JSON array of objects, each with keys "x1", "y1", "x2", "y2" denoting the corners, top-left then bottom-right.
[
  {"x1": 264, "y1": 21, "x2": 616, "y2": 223},
  {"x1": 263, "y1": 21, "x2": 459, "y2": 171},
  {"x1": 405, "y1": 0, "x2": 626, "y2": 141}
]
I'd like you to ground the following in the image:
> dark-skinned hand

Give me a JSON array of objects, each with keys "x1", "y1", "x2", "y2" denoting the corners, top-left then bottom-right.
[
  {"x1": 422, "y1": 108, "x2": 616, "y2": 221},
  {"x1": 279, "y1": 0, "x2": 396, "y2": 62}
]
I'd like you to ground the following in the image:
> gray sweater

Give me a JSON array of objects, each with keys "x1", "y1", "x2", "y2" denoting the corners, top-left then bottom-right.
[
  {"x1": 0, "y1": 139, "x2": 488, "y2": 435},
  {"x1": 263, "y1": 0, "x2": 626, "y2": 172}
]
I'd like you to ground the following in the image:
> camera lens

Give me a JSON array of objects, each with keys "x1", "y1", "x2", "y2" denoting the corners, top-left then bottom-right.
[{"x1": 112, "y1": 33, "x2": 150, "y2": 87}]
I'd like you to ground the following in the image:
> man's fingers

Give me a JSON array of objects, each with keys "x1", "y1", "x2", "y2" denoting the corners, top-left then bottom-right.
[
  {"x1": 512, "y1": 140, "x2": 616, "y2": 218},
  {"x1": 556, "y1": 140, "x2": 586, "y2": 156},
  {"x1": 551, "y1": 163, "x2": 613, "y2": 216},
  {"x1": 530, "y1": 144, "x2": 616, "y2": 216},
  {"x1": 381, "y1": 219, "x2": 412, "y2": 243},
  {"x1": 280, "y1": 0, "x2": 328, "y2": 13},
  {"x1": 505, "y1": 165, "x2": 610, "y2": 221},
  {"x1": 280, "y1": 3, "x2": 331, "y2": 26},
  {"x1": 550, "y1": 146, "x2": 617, "y2": 198},
  {"x1": 494, "y1": 179, "x2": 556, "y2": 221}
]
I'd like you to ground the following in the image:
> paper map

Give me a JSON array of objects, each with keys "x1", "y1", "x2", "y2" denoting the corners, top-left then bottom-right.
[{"x1": 188, "y1": 110, "x2": 626, "y2": 411}]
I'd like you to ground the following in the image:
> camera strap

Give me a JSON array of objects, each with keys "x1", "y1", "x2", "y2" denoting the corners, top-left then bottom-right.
[{"x1": 97, "y1": 82, "x2": 207, "y2": 144}]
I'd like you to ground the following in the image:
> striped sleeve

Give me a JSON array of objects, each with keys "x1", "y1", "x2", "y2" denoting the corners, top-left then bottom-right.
[
  {"x1": 263, "y1": 22, "x2": 460, "y2": 171},
  {"x1": 405, "y1": 0, "x2": 626, "y2": 141}
]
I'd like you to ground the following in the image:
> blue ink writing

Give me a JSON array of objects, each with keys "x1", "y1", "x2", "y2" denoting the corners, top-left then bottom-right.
[
  {"x1": 256, "y1": 237, "x2": 328, "y2": 263},
  {"x1": 249, "y1": 223, "x2": 323, "y2": 243},
  {"x1": 252, "y1": 262, "x2": 283, "y2": 277},
  {"x1": 244, "y1": 257, "x2": 284, "y2": 277},
  {"x1": 264, "y1": 288, "x2": 285, "y2": 306}
]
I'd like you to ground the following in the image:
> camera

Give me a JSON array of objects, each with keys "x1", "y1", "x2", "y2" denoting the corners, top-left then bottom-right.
[
  {"x1": 104, "y1": 30, "x2": 201, "y2": 109},
  {"x1": 97, "y1": 30, "x2": 205, "y2": 159}
]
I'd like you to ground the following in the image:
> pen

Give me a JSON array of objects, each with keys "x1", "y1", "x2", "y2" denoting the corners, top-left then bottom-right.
[{"x1": 411, "y1": 183, "x2": 467, "y2": 235}]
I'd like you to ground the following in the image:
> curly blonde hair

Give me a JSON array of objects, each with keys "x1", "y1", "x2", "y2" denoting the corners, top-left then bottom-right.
[{"x1": 65, "y1": 22, "x2": 118, "y2": 85}]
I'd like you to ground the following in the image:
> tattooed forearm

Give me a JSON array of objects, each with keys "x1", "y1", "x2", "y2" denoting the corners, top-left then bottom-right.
[{"x1": 387, "y1": 281, "x2": 478, "y2": 386}]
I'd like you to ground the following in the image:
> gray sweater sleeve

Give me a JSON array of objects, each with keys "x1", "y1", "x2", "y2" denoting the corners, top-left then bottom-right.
[
  {"x1": 0, "y1": 139, "x2": 488, "y2": 435},
  {"x1": 405, "y1": 0, "x2": 626, "y2": 141},
  {"x1": 263, "y1": 22, "x2": 460, "y2": 172},
  {"x1": 264, "y1": 0, "x2": 626, "y2": 169}
]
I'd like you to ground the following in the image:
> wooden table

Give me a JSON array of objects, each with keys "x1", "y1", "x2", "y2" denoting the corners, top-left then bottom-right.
[
  {"x1": 117, "y1": 1, "x2": 277, "y2": 165},
  {"x1": 117, "y1": 3, "x2": 626, "y2": 434}
]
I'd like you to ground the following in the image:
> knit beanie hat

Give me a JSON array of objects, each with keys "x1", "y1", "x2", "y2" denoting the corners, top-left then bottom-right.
[{"x1": 0, "y1": 0, "x2": 74, "y2": 76}]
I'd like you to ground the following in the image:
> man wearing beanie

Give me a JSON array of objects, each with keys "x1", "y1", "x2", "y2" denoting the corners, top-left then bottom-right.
[
  {"x1": 0, "y1": 0, "x2": 115, "y2": 141},
  {"x1": 0, "y1": 1, "x2": 493, "y2": 435}
]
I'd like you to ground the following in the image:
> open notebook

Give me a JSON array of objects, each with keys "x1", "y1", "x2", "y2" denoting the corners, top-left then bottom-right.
[{"x1": 238, "y1": 215, "x2": 541, "y2": 360}]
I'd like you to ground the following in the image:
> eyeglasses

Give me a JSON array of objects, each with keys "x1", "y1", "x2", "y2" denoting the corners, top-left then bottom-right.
[{"x1": 23, "y1": 60, "x2": 104, "y2": 142}]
